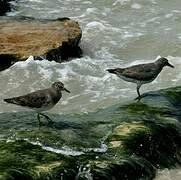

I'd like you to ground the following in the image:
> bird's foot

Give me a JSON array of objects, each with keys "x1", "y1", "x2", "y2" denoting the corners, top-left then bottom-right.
[
  {"x1": 47, "y1": 119, "x2": 54, "y2": 125},
  {"x1": 40, "y1": 113, "x2": 54, "y2": 124},
  {"x1": 134, "y1": 95, "x2": 142, "y2": 101},
  {"x1": 134, "y1": 94, "x2": 148, "y2": 101}
]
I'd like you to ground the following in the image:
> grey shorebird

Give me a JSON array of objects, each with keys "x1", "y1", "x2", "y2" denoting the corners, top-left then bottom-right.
[
  {"x1": 107, "y1": 57, "x2": 174, "y2": 99},
  {"x1": 4, "y1": 81, "x2": 70, "y2": 124}
]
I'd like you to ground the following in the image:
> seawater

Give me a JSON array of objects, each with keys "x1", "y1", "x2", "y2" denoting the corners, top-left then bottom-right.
[{"x1": 1, "y1": 0, "x2": 181, "y2": 179}]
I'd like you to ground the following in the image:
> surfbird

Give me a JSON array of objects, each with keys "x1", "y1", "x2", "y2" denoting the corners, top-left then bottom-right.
[
  {"x1": 4, "y1": 81, "x2": 70, "y2": 124},
  {"x1": 107, "y1": 57, "x2": 174, "y2": 99}
]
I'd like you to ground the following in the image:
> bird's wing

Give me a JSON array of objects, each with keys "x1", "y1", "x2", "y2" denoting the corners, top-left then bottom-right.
[
  {"x1": 5, "y1": 89, "x2": 52, "y2": 108},
  {"x1": 121, "y1": 63, "x2": 158, "y2": 81}
]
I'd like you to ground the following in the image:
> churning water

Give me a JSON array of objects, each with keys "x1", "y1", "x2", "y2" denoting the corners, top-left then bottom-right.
[{"x1": 1, "y1": 0, "x2": 181, "y2": 179}]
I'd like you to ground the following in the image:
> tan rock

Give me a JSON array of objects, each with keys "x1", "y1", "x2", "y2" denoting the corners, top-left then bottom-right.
[{"x1": 0, "y1": 17, "x2": 82, "y2": 70}]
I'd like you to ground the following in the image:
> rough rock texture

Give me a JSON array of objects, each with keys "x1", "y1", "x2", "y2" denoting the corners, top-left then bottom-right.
[
  {"x1": 0, "y1": 0, "x2": 12, "y2": 16},
  {"x1": 1, "y1": 86, "x2": 181, "y2": 179},
  {"x1": 0, "y1": 17, "x2": 82, "y2": 71}
]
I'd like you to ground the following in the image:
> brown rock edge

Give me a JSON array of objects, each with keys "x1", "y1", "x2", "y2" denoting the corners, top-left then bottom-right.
[{"x1": 0, "y1": 17, "x2": 82, "y2": 71}]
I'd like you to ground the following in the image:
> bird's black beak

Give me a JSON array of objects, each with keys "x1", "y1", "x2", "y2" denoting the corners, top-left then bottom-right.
[
  {"x1": 64, "y1": 87, "x2": 70, "y2": 93},
  {"x1": 167, "y1": 62, "x2": 174, "y2": 68}
]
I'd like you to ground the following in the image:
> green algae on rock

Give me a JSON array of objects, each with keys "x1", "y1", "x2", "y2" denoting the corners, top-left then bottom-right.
[
  {"x1": 0, "y1": 140, "x2": 80, "y2": 180},
  {"x1": 107, "y1": 120, "x2": 181, "y2": 168},
  {"x1": 89, "y1": 157, "x2": 155, "y2": 180},
  {"x1": 0, "y1": 140, "x2": 156, "y2": 180}
]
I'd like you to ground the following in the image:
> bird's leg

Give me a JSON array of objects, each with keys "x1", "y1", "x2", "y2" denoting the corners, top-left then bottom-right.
[
  {"x1": 37, "y1": 113, "x2": 41, "y2": 125},
  {"x1": 136, "y1": 84, "x2": 141, "y2": 100},
  {"x1": 39, "y1": 113, "x2": 53, "y2": 124}
]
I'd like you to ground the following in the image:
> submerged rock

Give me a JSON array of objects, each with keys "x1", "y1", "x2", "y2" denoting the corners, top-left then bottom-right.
[
  {"x1": 0, "y1": 17, "x2": 82, "y2": 71},
  {"x1": 0, "y1": 86, "x2": 181, "y2": 179}
]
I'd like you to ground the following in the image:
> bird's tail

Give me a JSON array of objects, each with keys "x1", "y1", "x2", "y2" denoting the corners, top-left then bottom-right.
[
  {"x1": 4, "y1": 98, "x2": 17, "y2": 104},
  {"x1": 106, "y1": 69, "x2": 117, "y2": 74}
]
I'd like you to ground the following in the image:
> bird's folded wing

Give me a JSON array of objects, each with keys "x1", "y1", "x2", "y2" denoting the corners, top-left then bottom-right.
[
  {"x1": 11, "y1": 91, "x2": 51, "y2": 108},
  {"x1": 122, "y1": 64, "x2": 157, "y2": 81}
]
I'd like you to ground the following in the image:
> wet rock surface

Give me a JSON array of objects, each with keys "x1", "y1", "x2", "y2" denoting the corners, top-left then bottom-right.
[
  {"x1": 0, "y1": 17, "x2": 82, "y2": 71},
  {"x1": 0, "y1": 86, "x2": 181, "y2": 179}
]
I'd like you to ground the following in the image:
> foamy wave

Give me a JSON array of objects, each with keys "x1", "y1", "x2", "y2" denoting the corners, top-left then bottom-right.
[
  {"x1": 5, "y1": 137, "x2": 107, "y2": 156},
  {"x1": 28, "y1": 139, "x2": 107, "y2": 156},
  {"x1": 83, "y1": 141, "x2": 107, "y2": 153}
]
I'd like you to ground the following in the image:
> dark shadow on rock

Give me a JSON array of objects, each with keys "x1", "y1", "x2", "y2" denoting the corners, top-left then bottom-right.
[
  {"x1": 0, "y1": 54, "x2": 16, "y2": 71},
  {"x1": 0, "y1": 0, "x2": 12, "y2": 16}
]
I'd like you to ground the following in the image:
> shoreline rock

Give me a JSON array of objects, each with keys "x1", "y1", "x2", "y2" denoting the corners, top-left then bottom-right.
[
  {"x1": 0, "y1": 17, "x2": 82, "y2": 71},
  {"x1": 0, "y1": 86, "x2": 181, "y2": 179}
]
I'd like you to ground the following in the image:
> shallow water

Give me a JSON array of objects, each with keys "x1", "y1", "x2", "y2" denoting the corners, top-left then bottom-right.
[{"x1": 1, "y1": 0, "x2": 181, "y2": 178}]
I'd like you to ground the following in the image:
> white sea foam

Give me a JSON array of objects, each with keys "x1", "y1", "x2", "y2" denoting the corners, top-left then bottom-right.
[
  {"x1": 28, "y1": 0, "x2": 43, "y2": 2},
  {"x1": 86, "y1": 21, "x2": 106, "y2": 30},
  {"x1": 25, "y1": 139, "x2": 107, "y2": 156},
  {"x1": 86, "y1": 8, "x2": 97, "y2": 15},
  {"x1": 165, "y1": 13, "x2": 173, "y2": 19},
  {"x1": 82, "y1": 1, "x2": 92, "y2": 5},
  {"x1": 42, "y1": 145, "x2": 84, "y2": 156},
  {"x1": 131, "y1": 3, "x2": 142, "y2": 9},
  {"x1": 155, "y1": 168, "x2": 181, "y2": 180},
  {"x1": 29, "y1": 140, "x2": 85, "y2": 156},
  {"x1": 113, "y1": 0, "x2": 130, "y2": 6},
  {"x1": 83, "y1": 141, "x2": 107, "y2": 153}
]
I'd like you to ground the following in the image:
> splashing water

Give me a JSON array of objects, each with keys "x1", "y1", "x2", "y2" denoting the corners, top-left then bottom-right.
[{"x1": 75, "y1": 164, "x2": 93, "y2": 180}]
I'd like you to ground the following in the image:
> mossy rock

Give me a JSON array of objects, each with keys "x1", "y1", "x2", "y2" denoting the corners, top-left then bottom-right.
[
  {"x1": 89, "y1": 157, "x2": 155, "y2": 180},
  {"x1": 107, "y1": 110, "x2": 181, "y2": 169},
  {"x1": 0, "y1": 140, "x2": 80, "y2": 180},
  {"x1": 0, "y1": 140, "x2": 156, "y2": 180},
  {"x1": 1, "y1": 86, "x2": 181, "y2": 179}
]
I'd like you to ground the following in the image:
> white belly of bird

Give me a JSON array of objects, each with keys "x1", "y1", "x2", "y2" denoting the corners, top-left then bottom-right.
[
  {"x1": 118, "y1": 75, "x2": 155, "y2": 85},
  {"x1": 32, "y1": 103, "x2": 55, "y2": 113}
]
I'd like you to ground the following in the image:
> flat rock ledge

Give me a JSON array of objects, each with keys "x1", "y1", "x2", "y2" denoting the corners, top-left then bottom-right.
[{"x1": 0, "y1": 17, "x2": 82, "y2": 71}]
